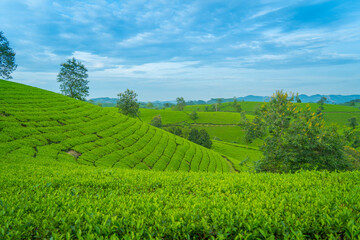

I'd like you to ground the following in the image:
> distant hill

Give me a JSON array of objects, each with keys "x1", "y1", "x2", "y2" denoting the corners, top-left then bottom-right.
[{"x1": 90, "y1": 94, "x2": 360, "y2": 107}]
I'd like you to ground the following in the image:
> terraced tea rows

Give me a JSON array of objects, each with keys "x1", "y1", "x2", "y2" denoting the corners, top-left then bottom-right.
[{"x1": 0, "y1": 80, "x2": 231, "y2": 172}]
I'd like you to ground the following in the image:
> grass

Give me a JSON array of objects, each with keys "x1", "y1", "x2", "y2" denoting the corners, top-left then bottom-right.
[
  {"x1": 192, "y1": 125, "x2": 262, "y2": 146},
  {"x1": 323, "y1": 112, "x2": 360, "y2": 126},
  {"x1": 137, "y1": 108, "x2": 252, "y2": 125},
  {"x1": 0, "y1": 79, "x2": 230, "y2": 173},
  {"x1": 212, "y1": 141, "x2": 263, "y2": 172},
  {"x1": 185, "y1": 101, "x2": 360, "y2": 114}
]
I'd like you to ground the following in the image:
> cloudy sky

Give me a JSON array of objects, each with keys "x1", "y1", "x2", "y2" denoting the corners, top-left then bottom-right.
[{"x1": 1, "y1": 0, "x2": 360, "y2": 101}]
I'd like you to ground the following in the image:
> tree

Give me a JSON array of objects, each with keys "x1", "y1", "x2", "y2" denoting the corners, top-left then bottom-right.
[
  {"x1": 189, "y1": 110, "x2": 198, "y2": 121},
  {"x1": 0, "y1": 31, "x2": 17, "y2": 79},
  {"x1": 235, "y1": 104, "x2": 242, "y2": 113},
  {"x1": 117, "y1": 89, "x2": 140, "y2": 118},
  {"x1": 167, "y1": 126, "x2": 182, "y2": 136},
  {"x1": 150, "y1": 115, "x2": 162, "y2": 128},
  {"x1": 244, "y1": 91, "x2": 348, "y2": 172},
  {"x1": 295, "y1": 93, "x2": 301, "y2": 103},
  {"x1": 232, "y1": 96, "x2": 238, "y2": 107},
  {"x1": 146, "y1": 102, "x2": 154, "y2": 109},
  {"x1": 215, "y1": 98, "x2": 222, "y2": 112},
  {"x1": 188, "y1": 129, "x2": 212, "y2": 148},
  {"x1": 57, "y1": 58, "x2": 89, "y2": 100},
  {"x1": 176, "y1": 97, "x2": 186, "y2": 111},
  {"x1": 348, "y1": 117, "x2": 358, "y2": 129},
  {"x1": 317, "y1": 96, "x2": 327, "y2": 110},
  {"x1": 317, "y1": 96, "x2": 327, "y2": 104}
]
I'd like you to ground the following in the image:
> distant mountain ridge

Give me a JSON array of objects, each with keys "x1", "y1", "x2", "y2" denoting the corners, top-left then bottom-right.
[{"x1": 90, "y1": 94, "x2": 360, "y2": 106}]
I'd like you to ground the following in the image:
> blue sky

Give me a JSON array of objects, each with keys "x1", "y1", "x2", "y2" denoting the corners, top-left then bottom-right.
[{"x1": 1, "y1": 0, "x2": 359, "y2": 101}]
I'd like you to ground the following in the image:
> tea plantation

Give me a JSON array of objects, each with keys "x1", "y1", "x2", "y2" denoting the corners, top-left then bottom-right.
[
  {"x1": 1, "y1": 79, "x2": 360, "y2": 239},
  {"x1": 0, "y1": 80, "x2": 230, "y2": 172},
  {"x1": 1, "y1": 161, "x2": 360, "y2": 239}
]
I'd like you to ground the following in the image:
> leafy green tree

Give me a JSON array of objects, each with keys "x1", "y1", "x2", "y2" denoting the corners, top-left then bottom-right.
[
  {"x1": 146, "y1": 102, "x2": 154, "y2": 109},
  {"x1": 348, "y1": 117, "x2": 358, "y2": 129},
  {"x1": 199, "y1": 129, "x2": 212, "y2": 148},
  {"x1": 240, "y1": 111, "x2": 265, "y2": 144},
  {"x1": 211, "y1": 104, "x2": 216, "y2": 112},
  {"x1": 150, "y1": 115, "x2": 162, "y2": 128},
  {"x1": 57, "y1": 58, "x2": 89, "y2": 100},
  {"x1": 344, "y1": 128, "x2": 360, "y2": 149},
  {"x1": 204, "y1": 106, "x2": 209, "y2": 112},
  {"x1": 117, "y1": 89, "x2": 140, "y2": 118},
  {"x1": 176, "y1": 97, "x2": 186, "y2": 111},
  {"x1": 215, "y1": 98, "x2": 222, "y2": 112},
  {"x1": 235, "y1": 104, "x2": 242, "y2": 113},
  {"x1": 188, "y1": 129, "x2": 212, "y2": 148},
  {"x1": 245, "y1": 91, "x2": 348, "y2": 172},
  {"x1": 0, "y1": 31, "x2": 17, "y2": 79},
  {"x1": 296, "y1": 93, "x2": 301, "y2": 103},
  {"x1": 167, "y1": 126, "x2": 182, "y2": 136},
  {"x1": 317, "y1": 96, "x2": 327, "y2": 110},
  {"x1": 232, "y1": 96, "x2": 238, "y2": 107},
  {"x1": 164, "y1": 103, "x2": 171, "y2": 108},
  {"x1": 189, "y1": 110, "x2": 198, "y2": 121}
]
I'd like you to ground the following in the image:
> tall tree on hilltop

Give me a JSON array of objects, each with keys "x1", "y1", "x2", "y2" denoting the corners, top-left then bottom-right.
[
  {"x1": 176, "y1": 97, "x2": 186, "y2": 111},
  {"x1": 0, "y1": 31, "x2": 17, "y2": 79},
  {"x1": 117, "y1": 89, "x2": 140, "y2": 118},
  {"x1": 57, "y1": 58, "x2": 89, "y2": 100}
]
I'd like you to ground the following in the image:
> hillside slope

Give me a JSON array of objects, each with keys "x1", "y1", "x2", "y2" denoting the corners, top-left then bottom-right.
[{"x1": 0, "y1": 80, "x2": 231, "y2": 172}]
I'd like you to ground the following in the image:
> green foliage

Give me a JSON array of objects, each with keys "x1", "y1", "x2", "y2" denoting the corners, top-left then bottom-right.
[
  {"x1": 176, "y1": 97, "x2": 185, "y2": 111},
  {"x1": 344, "y1": 128, "x2": 360, "y2": 149},
  {"x1": 235, "y1": 103, "x2": 242, "y2": 113},
  {"x1": 57, "y1": 58, "x2": 89, "y2": 100},
  {"x1": 248, "y1": 91, "x2": 349, "y2": 172},
  {"x1": 150, "y1": 115, "x2": 162, "y2": 128},
  {"x1": 189, "y1": 110, "x2": 198, "y2": 121},
  {"x1": 212, "y1": 140, "x2": 263, "y2": 172},
  {"x1": 117, "y1": 89, "x2": 140, "y2": 118},
  {"x1": 1, "y1": 163, "x2": 360, "y2": 239},
  {"x1": 146, "y1": 102, "x2": 154, "y2": 109},
  {"x1": 188, "y1": 129, "x2": 212, "y2": 149},
  {"x1": 0, "y1": 31, "x2": 17, "y2": 79},
  {"x1": 240, "y1": 111, "x2": 265, "y2": 144},
  {"x1": 166, "y1": 126, "x2": 182, "y2": 136},
  {"x1": 348, "y1": 117, "x2": 358, "y2": 129}
]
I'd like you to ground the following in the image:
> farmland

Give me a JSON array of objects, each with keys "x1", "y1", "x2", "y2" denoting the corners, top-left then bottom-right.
[
  {"x1": 0, "y1": 80, "x2": 230, "y2": 173},
  {"x1": 2, "y1": 79, "x2": 360, "y2": 239},
  {"x1": 1, "y1": 161, "x2": 360, "y2": 239}
]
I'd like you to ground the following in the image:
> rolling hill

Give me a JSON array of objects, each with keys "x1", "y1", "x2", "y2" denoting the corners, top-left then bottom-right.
[{"x1": 0, "y1": 79, "x2": 232, "y2": 172}]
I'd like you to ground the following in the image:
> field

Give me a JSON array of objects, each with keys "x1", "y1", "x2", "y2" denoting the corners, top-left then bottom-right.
[
  {"x1": 2, "y1": 79, "x2": 360, "y2": 239},
  {"x1": 2, "y1": 160, "x2": 360, "y2": 239},
  {"x1": 0, "y1": 80, "x2": 231, "y2": 173},
  {"x1": 184, "y1": 101, "x2": 360, "y2": 113},
  {"x1": 137, "y1": 108, "x2": 248, "y2": 125},
  {"x1": 212, "y1": 141, "x2": 263, "y2": 171},
  {"x1": 138, "y1": 102, "x2": 359, "y2": 128}
]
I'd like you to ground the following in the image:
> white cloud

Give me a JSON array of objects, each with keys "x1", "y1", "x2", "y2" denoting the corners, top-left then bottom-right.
[
  {"x1": 231, "y1": 41, "x2": 261, "y2": 50},
  {"x1": 117, "y1": 32, "x2": 157, "y2": 47},
  {"x1": 249, "y1": 7, "x2": 282, "y2": 19},
  {"x1": 185, "y1": 33, "x2": 222, "y2": 43},
  {"x1": 70, "y1": 51, "x2": 123, "y2": 70}
]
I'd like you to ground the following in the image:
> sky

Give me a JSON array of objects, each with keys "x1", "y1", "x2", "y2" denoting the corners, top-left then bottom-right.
[{"x1": 0, "y1": 0, "x2": 360, "y2": 101}]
